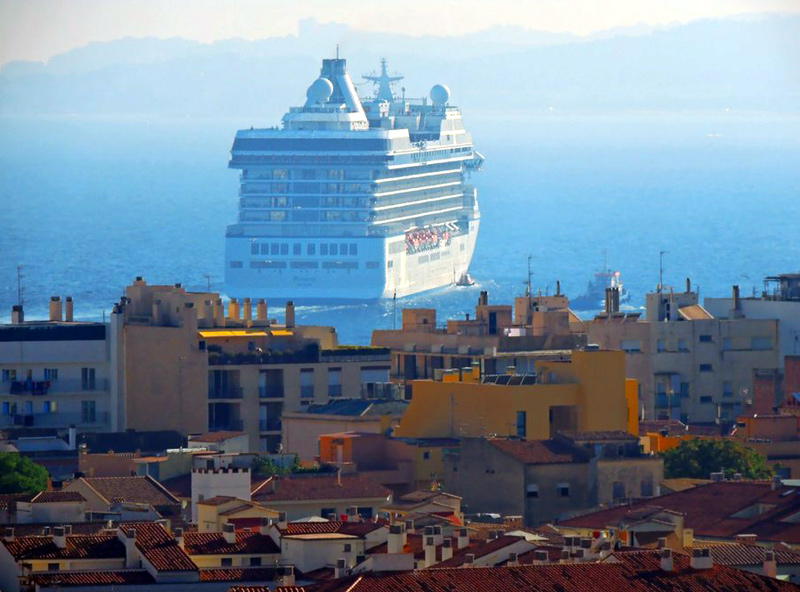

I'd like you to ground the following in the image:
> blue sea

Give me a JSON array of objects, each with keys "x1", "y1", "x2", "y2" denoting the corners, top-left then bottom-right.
[{"x1": 1, "y1": 111, "x2": 799, "y2": 344}]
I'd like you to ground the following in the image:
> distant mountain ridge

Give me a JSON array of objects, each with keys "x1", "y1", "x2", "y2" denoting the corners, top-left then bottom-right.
[{"x1": 1, "y1": 15, "x2": 798, "y2": 117}]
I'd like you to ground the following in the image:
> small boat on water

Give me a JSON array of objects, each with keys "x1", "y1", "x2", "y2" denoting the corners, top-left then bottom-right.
[
  {"x1": 571, "y1": 256, "x2": 631, "y2": 311},
  {"x1": 455, "y1": 272, "x2": 476, "y2": 287}
]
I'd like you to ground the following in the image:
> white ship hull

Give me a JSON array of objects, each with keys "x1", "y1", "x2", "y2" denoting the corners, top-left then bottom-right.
[{"x1": 225, "y1": 218, "x2": 479, "y2": 300}]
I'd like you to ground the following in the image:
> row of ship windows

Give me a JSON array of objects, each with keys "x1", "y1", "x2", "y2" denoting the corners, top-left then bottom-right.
[
  {"x1": 230, "y1": 260, "x2": 382, "y2": 270},
  {"x1": 251, "y1": 243, "x2": 360, "y2": 257},
  {"x1": 244, "y1": 168, "x2": 376, "y2": 181},
  {"x1": 241, "y1": 211, "x2": 369, "y2": 223}
]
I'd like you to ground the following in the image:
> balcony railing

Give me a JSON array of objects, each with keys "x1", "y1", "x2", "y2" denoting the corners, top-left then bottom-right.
[
  {"x1": 0, "y1": 412, "x2": 110, "y2": 428},
  {"x1": 208, "y1": 386, "x2": 243, "y2": 400},
  {"x1": 8, "y1": 378, "x2": 110, "y2": 395}
]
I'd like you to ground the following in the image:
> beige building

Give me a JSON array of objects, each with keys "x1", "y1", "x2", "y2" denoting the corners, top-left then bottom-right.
[
  {"x1": 588, "y1": 282, "x2": 780, "y2": 423},
  {"x1": 0, "y1": 299, "x2": 114, "y2": 432},
  {"x1": 111, "y1": 278, "x2": 390, "y2": 452},
  {"x1": 371, "y1": 290, "x2": 585, "y2": 387}
]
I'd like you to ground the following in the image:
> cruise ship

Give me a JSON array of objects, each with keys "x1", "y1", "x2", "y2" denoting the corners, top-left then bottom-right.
[{"x1": 224, "y1": 57, "x2": 483, "y2": 300}]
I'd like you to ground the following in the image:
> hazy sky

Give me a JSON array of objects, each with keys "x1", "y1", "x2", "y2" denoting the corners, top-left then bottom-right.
[{"x1": 2, "y1": 0, "x2": 799, "y2": 66}]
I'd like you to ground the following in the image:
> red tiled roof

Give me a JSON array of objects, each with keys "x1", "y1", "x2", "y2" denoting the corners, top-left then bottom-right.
[
  {"x1": 488, "y1": 438, "x2": 586, "y2": 465},
  {"x1": 557, "y1": 481, "x2": 794, "y2": 539},
  {"x1": 4, "y1": 521, "x2": 112, "y2": 537},
  {"x1": 2, "y1": 535, "x2": 124, "y2": 560},
  {"x1": 77, "y1": 475, "x2": 180, "y2": 507},
  {"x1": 312, "y1": 552, "x2": 800, "y2": 592},
  {"x1": 31, "y1": 490, "x2": 86, "y2": 503},
  {"x1": 435, "y1": 535, "x2": 530, "y2": 568},
  {"x1": 199, "y1": 567, "x2": 286, "y2": 582},
  {"x1": 184, "y1": 532, "x2": 280, "y2": 555},
  {"x1": 29, "y1": 570, "x2": 155, "y2": 587},
  {"x1": 251, "y1": 474, "x2": 391, "y2": 503},
  {"x1": 511, "y1": 545, "x2": 565, "y2": 563},
  {"x1": 695, "y1": 541, "x2": 800, "y2": 565},
  {"x1": 0, "y1": 492, "x2": 33, "y2": 508},
  {"x1": 119, "y1": 522, "x2": 197, "y2": 572},
  {"x1": 192, "y1": 431, "x2": 246, "y2": 443},
  {"x1": 279, "y1": 520, "x2": 386, "y2": 537}
]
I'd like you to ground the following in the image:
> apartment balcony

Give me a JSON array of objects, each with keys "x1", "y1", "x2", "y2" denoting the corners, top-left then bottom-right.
[
  {"x1": 320, "y1": 347, "x2": 390, "y2": 363},
  {"x1": 208, "y1": 386, "x2": 243, "y2": 400},
  {"x1": 8, "y1": 379, "x2": 110, "y2": 396},
  {"x1": 0, "y1": 412, "x2": 110, "y2": 428},
  {"x1": 259, "y1": 386, "x2": 284, "y2": 399}
]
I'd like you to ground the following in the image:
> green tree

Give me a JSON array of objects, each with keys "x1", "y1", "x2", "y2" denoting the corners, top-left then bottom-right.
[
  {"x1": 0, "y1": 452, "x2": 49, "y2": 494},
  {"x1": 661, "y1": 439, "x2": 774, "y2": 480}
]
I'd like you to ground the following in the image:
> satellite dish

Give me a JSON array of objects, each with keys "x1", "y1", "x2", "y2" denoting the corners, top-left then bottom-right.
[
  {"x1": 430, "y1": 84, "x2": 451, "y2": 107},
  {"x1": 306, "y1": 77, "x2": 334, "y2": 106}
]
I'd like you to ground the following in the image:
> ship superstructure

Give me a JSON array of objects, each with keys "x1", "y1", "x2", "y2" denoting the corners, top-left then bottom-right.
[{"x1": 225, "y1": 57, "x2": 483, "y2": 300}]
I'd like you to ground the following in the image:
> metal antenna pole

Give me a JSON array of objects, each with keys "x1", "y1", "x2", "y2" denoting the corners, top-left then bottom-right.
[
  {"x1": 659, "y1": 251, "x2": 668, "y2": 292},
  {"x1": 16, "y1": 265, "x2": 24, "y2": 306}
]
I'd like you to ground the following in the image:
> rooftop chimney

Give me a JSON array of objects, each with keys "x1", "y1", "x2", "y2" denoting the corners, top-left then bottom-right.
[
  {"x1": 686, "y1": 277, "x2": 692, "y2": 293},
  {"x1": 223, "y1": 522, "x2": 236, "y2": 544},
  {"x1": 11, "y1": 305, "x2": 23, "y2": 324},
  {"x1": 281, "y1": 565, "x2": 296, "y2": 587},
  {"x1": 258, "y1": 517, "x2": 272, "y2": 536},
  {"x1": 243, "y1": 298, "x2": 252, "y2": 325},
  {"x1": 278, "y1": 511, "x2": 287, "y2": 529},
  {"x1": 764, "y1": 550, "x2": 777, "y2": 579},
  {"x1": 334, "y1": 558, "x2": 347, "y2": 579},
  {"x1": 257, "y1": 299, "x2": 267, "y2": 322},
  {"x1": 660, "y1": 548, "x2": 673, "y2": 572},
  {"x1": 464, "y1": 553, "x2": 475, "y2": 567},
  {"x1": 388, "y1": 524, "x2": 405, "y2": 554},
  {"x1": 478, "y1": 291, "x2": 488, "y2": 306},
  {"x1": 285, "y1": 301, "x2": 295, "y2": 328},
  {"x1": 556, "y1": 280, "x2": 561, "y2": 296},
  {"x1": 441, "y1": 538, "x2": 453, "y2": 562},
  {"x1": 174, "y1": 527, "x2": 184, "y2": 548},
  {"x1": 457, "y1": 528, "x2": 469, "y2": 549},
  {"x1": 215, "y1": 298, "x2": 225, "y2": 327},
  {"x1": 405, "y1": 519, "x2": 415, "y2": 534},
  {"x1": 507, "y1": 551, "x2": 519, "y2": 566},
  {"x1": 49, "y1": 296, "x2": 62, "y2": 322},
  {"x1": 65, "y1": 297, "x2": 74, "y2": 322},
  {"x1": 690, "y1": 547, "x2": 713, "y2": 570},
  {"x1": 53, "y1": 526, "x2": 67, "y2": 549},
  {"x1": 228, "y1": 298, "x2": 240, "y2": 321},
  {"x1": 733, "y1": 285, "x2": 741, "y2": 310},
  {"x1": 3, "y1": 527, "x2": 13, "y2": 541},
  {"x1": 424, "y1": 535, "x2": 436, "y2": 567},
  {"x1": 123, "y1": 528, "x2": 138, "y2": 568}
]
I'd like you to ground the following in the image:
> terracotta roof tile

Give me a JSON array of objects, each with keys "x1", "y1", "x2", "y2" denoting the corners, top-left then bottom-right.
[
  {"x1": 488, "y1": 438, "x2": 587, "y2": 465},
  {"x1": 557, "y1": 481, "x2": 787, "y2": 538},
  {"x1": 76, "y1": 475, "x2": 180, "y2": 507},
  {"x1": 0, "y1": 492, "x2": 33, "y2": 508},
  {"x1": 199, "y1": 567, "x2": 286, "y2": 582},
  {"x1": 29, "y1": 570, "x2": 155, "y2": 587},
  {"x1": 311, "y1": 552, "x2": 800, "y2": 592},
  {"x1": 119, "y1": 522, "x2": 197, "y2": 572},
  {"x1": 184, "y1": 532, "x2": 280, "y2": 555},
  {"x1": 279, "y1": 520, "x2": 386, "y2": 537},
  {"x1": 435, "y1": 535, "x2": 531, "y2": 567},
  {"x1": 31, "y1": 491, "x2": 86, "y2": 503},
  {"x1": 2, "y1": 535, "x2": 124, "y2": 560},
  {"x1": 251, "y1": 474, "x2": 391, "y2": 503},
  {"x1": 694, "y1": 541, "x2": 800, "y2": 565}
]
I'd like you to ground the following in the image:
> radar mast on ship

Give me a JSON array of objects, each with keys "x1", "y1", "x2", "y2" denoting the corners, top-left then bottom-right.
[{"x1": 363, "y1": 58, "x2": 404, "y2": 102}]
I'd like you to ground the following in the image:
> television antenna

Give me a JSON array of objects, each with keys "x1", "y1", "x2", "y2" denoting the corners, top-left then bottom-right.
[
  {"x1": 659, "y1": 251, "x2": 668, "y2": 292},
  {"x1": 16, "y1": 265, "x2": 25, "y2": 306}
]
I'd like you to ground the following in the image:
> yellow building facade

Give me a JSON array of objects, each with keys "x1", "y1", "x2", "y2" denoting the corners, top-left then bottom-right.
[{"x1": 395, "y1": 349, "x2": 638, "y2": 440}]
